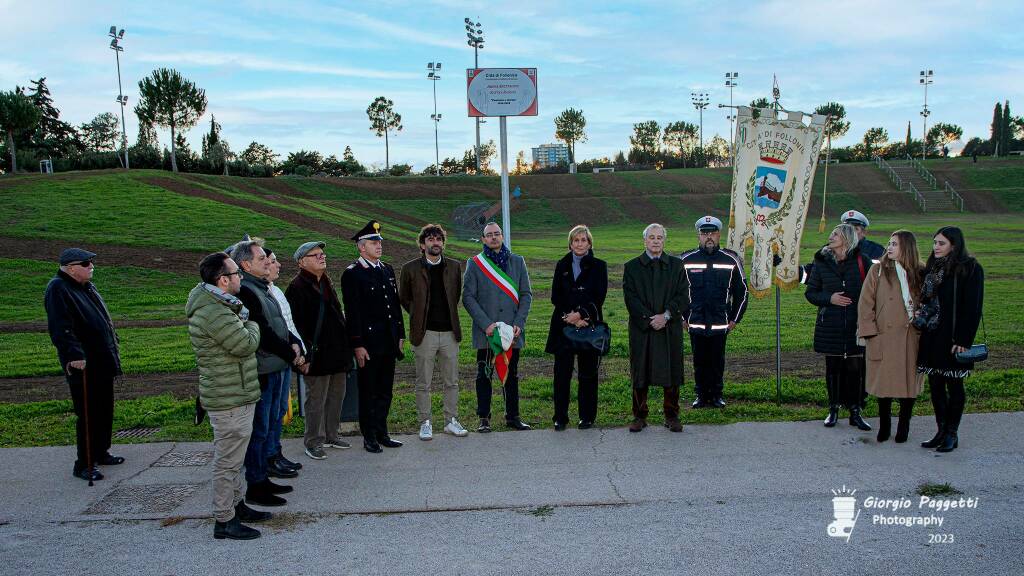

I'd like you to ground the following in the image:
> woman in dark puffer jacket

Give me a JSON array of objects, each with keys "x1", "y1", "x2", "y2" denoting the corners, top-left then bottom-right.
[
  {"x1": 915, "y1": 226, "x2": 984, "y2": 453},
  {"x1": 805, "y1": 223, "x2": 874, "y2": 431}
]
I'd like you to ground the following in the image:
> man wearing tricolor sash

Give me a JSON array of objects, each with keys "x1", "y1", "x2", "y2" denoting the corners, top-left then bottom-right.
[{"x1": 463, "y1": 222, "x2": 534, "y2": 433}]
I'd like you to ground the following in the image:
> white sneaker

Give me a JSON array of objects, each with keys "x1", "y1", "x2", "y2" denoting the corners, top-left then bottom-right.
[
  {"x1": 444, "y1": 417, "x2": 469, "y2": 437},
  {"x1": 419, "y1": 420, "x2": 433, "y2": 441}
]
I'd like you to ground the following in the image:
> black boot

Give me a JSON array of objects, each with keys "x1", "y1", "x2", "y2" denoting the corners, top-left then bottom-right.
[
  {"x1": 848, "y1": 405, "x2": 872, "y2": 431},
  {"x1": 895, "y1": 399, "x2": 914, "y2": 443},
  {"x1": 921, "y1": 426, "x2": 944, "y2": 448},
  {"x1": 823, "y1": 405, "x2": 839, "y2": 428},
  {"x1": 234, "y1": 501, "x2": 272, "y2": 523},
  {"x1": 923, "y1": 376, "x2": 948, "y2": 448},
  {"x1": 876, "y1": 398, "x2": 892, "y2": 442},
  {"x1": 214, "y1": 515, "x2": 261, "y2": 540},
  {"x1": 937, "y1": 401, "x2": 963, "y2": 453},
  {"x1": 936, "y1": 430, "x2": 959, "y2": 452},
  {"x1": 245, "y1": 480, "x2": 287, "y2": 507}
]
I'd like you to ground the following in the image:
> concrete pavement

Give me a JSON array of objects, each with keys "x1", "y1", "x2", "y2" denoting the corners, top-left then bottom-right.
[{"x1": 1, "y1": 412, "x2": 1022, "y2": 575}]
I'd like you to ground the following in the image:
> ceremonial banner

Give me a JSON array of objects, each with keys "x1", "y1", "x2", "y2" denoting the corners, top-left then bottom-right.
[{"x1": 727, "y1": 106, "x2": 827, "y2": 297}]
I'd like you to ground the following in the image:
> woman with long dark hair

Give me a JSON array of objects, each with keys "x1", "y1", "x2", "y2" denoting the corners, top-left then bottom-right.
[
  {"x1": 806, "y1": 223, "x2": 874, "y2": 431},
  {"x1": 545, "y1": 225, "x2": 608, "y2": 430},
  {"x1": 858, "y1": 231, "x2": 925, "y2": 443},
  {"x1": 915, "y1": 226, "x2": 984, "y2": 453}
]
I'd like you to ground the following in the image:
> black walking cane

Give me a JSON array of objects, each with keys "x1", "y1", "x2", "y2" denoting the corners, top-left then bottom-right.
[{"x1": 82, "y1": 366, "x2": 94, "y2": 487}]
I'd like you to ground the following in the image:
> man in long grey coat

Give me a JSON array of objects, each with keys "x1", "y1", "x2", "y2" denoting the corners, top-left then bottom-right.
[
  {"x1": 463, "y1": 222, "x2": 533, "y2": 433},
  {"x1": 623, "y1": 223, "x2": 689, "y2": 433}
]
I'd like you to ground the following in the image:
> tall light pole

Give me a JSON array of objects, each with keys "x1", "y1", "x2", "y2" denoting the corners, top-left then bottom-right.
[
  {"x1": 465, "y1": 17, "x2": 484, "y2": 173},
  {"x1": 919, "y1": 69, "x2": 933, "y2": 162},
  {"x1": 691, "y1": 92, "x2": 710, "y2": 167},
  {"x1": 109, "y1": 26, "x2": 129, "y2": 170},
  {"x1": 724, "y1": 72, "x2": 739, "y2": 166},
  {"x1": 427, "y1": 62, "x2": 442, "y2": 176}
]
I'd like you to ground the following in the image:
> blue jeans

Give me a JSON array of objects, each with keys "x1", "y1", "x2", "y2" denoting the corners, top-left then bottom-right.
[
  {"x1": 265, "y1": 367, "x2": 291, "y2": 460},
  {"x1": 244, "y1": 369, "x2": 288, "y2": 484}
]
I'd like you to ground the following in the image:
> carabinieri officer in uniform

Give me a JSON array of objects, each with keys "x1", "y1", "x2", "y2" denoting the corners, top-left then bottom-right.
[
  {"x1": 340, "y1": 220, "x2": 406, "y2": 453},
  {"x1": 679, "y1": 216, "x2": 748, "y2": 408}
]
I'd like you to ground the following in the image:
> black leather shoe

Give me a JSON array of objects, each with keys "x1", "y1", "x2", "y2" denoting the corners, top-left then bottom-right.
[
  {"x1": 245, "y1": 483, "x2": 287, "y2": 507},
  {"x1": 848, "y1": 407, "x2": 872, "y2": 431},
  {"x1": 921, "y1": 428, "x2": 944, "y2": 448},
  {"x1": 378, "y1": 437, "x2": 403, "y2": 448},
  {"x1": 214, "y1": 516, "x2": 261, "y2": 540},
  {"x1": 936, "y1": 431, "x2": 959, "y2": 453},
  {"x1": 234, "y1": 501, "x2": 272, "y2": 523},
  {"x1": 364, "y1": 439, "x2": 383, "y2": 453},
  {"x1": 506, "y1": 419, "x2": 532, "y2": 431},
  {"x1": 823, "y1": 406, "x2": 839, "y2": 427},
  {"x1": 73, "y1": 466, "x2": 103, "y2": 481},
  {"x1": 275, "y1": 452, "x2": 302, "y2": 471},
  {"x1": 96, "y1": 453, "x2": 125, "y2": 466},
  {"x1": 577, "y1": 421, "x2": 594, "y2": 430},
  {"x1": 554, "y1": 421, "x2": 567, "y2": 431},
  {"x1": 691, "y1": 398, "x2": 708, "y2": 409},
  {"x1": 711, "y1": 397, "x2": 726, "y2": 408},
  {"x1": 264, "y1": 478, "x2": 293, "y2": 495},
  {"x1": 267, "y1": 458, "x2": 298, "y2": 479}
]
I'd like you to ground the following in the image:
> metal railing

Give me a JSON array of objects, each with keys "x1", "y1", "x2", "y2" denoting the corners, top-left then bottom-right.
[
  {"x1": 873, "y1": 155, "x2": 903, "y2": 190},
  {"x1": 945, "y1": 181, "x2": 964, "y2": 212},
  {"x1": 907, "y1": 181, "x2": 927, "y2": 211},
  {"x1": 906, "y1": 154, "x2": 937, "y2": 188}
]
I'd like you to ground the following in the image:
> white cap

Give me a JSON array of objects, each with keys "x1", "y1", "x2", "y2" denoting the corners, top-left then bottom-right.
[
  {"x1": 841, "y1": 210, "x2": 869, "y2": 227},
  {"x1": 695, "y1": 215, "x2": 723, "y2": 232}
]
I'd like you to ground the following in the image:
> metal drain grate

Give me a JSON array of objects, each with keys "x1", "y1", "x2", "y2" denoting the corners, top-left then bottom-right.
[
  {"x1": 83, "y1": 483, "x2": 201, "y2": 515},
  {"x1": 113, "y1": 426, "x2": 160, "y2": 439},
  {"x1": 152, "y1": 451, "x2": 213, "y2": 467}
]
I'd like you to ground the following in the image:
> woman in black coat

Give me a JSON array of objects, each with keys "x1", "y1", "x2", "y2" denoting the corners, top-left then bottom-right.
[
  {"x1": 545, "y1": 225, "x2": 608, "y2": 430},
  {"x1": 805, "y1": 224, "x2": 873, "y2": 431},
  {"x1": 915, "y1": 226, "x2": 984, "y2": 453}
]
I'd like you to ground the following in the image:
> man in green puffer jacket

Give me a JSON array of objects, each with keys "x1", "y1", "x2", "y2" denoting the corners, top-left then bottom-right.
[{"x1": 186, "y1": 252, "x2": 267, "y2": 541}]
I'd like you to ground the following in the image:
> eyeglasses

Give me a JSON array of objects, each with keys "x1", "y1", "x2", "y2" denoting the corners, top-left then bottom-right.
[
  {"x1": 70, "y1": 261, "x2": 94, "y2": 268},
  {"x1": 303, "y1": 252, "x2": 326, "y2": 259},
  {"x1": 220, "y1": 271, "x2": 241, "y2": 278}
]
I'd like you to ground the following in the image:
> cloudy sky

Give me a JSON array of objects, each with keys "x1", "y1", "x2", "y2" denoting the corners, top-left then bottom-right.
[{"x1": 2, "y1": 0, "x2": 1021, "y2": 170}]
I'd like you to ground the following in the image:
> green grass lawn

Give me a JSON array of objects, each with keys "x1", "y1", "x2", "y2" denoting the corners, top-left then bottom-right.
[{"x1": 2, "y1": 368, "x2": 1019, "y2": 447}]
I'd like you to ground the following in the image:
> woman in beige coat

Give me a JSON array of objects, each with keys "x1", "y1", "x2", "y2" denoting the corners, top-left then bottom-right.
[{"x1": 858, "y1": 230, "x2": 925, "y2": 443}]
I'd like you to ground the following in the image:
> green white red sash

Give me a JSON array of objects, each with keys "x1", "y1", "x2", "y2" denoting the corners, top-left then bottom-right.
[{"x1": 472, "y1": 253, "x2": 519, "y2": 305}]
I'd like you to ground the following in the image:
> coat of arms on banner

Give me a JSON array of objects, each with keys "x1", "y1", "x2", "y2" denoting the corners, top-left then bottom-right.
[{"x1": 727, "y1": 106, "x2": 827, "y2": 297}]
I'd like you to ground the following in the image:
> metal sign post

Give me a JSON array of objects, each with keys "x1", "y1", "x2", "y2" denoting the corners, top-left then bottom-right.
[{"x1": 499, "y1": 116, "x2": 511, "y2": 249}]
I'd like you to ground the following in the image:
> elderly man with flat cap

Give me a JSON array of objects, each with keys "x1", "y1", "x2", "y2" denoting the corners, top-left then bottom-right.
[
  {"x1": 44, "y1": 248, "x2": 123, "y2": 482},
  {"x1": 341, "y1": 221, "x2": 406, "y2": 453},
  {"x1": 286, "y1": 240, "x2": 353, "y2": 460},
  {"x1": 679, "y1": 216, "x2": 748, "y2": 408}
]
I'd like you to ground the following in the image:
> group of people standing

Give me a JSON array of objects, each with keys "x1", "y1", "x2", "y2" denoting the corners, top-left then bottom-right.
[
  {"x1": 805, "y1": 211, "x2": 985, "y2": 453},
  {"x1": 42, "y1": 209, "x2": 984, "y2": 542}
]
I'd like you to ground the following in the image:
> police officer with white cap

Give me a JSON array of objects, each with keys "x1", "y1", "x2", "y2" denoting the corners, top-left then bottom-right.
[
  {"x1": 679, "y1": 216, "x2": 748, "y2": 408},
  {"x1": 801, "y1": 210, "x2": 885, "y2": 284}
]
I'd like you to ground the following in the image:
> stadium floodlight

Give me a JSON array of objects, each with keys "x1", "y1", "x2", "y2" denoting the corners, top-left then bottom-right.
[
  {"x1": 108, "y1": 25, "x2": 129, "y2": 170},
  {"x1": 724, "y1": 72, "x2": 739, "y2": 166},
  {"x1": 464, "y1": 17, "x2": 485, "y2": 172},
  {"x1": 691, "y1": 92, "x2": 711, "y2": 165},
  {"x1": 428, "y1": 62, "x2": 443, "y2": 176},
  {"x1": 919, "y1": 69, "x2": 934, "y2": 162}
]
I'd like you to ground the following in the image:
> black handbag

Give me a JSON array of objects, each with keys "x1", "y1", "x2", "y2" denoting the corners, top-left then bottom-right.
[
  {"x1": 563, "y1": 322, "x2": 612, "y2": 356},
  {"x1": 952, "y1": 275, "x2": 988, "y2": 364}
]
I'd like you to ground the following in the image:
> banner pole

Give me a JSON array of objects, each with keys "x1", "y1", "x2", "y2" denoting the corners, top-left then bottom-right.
[
  {"x1": 500, "y1": 115, "x2": 511, "y2": 250},
  {"x1": 773, "y1": 254, "x2": 783, "y2": 405}
]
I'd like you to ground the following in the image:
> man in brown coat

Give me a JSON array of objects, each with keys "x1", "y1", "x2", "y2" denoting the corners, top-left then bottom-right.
[{"x1": 399, "y1": 224, "x2": 468, "y2": 440}]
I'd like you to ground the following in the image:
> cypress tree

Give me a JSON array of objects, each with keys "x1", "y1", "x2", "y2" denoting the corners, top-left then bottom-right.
[
  {"x1": 1001, "y1": 101, "x2": 1012, "y2": 157},
  {"x1": 991, "y1": 102, "x2": 1003, "y2": 155}
]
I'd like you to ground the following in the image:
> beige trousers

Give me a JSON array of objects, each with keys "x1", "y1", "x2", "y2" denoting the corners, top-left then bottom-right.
[
  {"x1": 303, "y1": 372, "x2": 347, "y2": 449},
  {"x1": 413, "y1": 330, "x2": 460, "y2": 423},
  {"x1": 208, "y1": 402, "x2": 255, "y2": 523}
]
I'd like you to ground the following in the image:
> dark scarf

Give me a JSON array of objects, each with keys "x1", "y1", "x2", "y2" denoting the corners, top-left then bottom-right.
[
  {"x1": 483, "y1": 243, "x2": 511, "y2": 272},
  {"x1": 914, "y1": 256, "x2": 947, "y2": 331}
]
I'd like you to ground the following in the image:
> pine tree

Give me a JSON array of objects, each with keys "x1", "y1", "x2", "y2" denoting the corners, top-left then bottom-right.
[
  {"x1": 25, "y1": 77, "x2": 82, "y2": 158},
  {"x1": 990, "y1": 102, "x2": 1003, "y2": 156}
]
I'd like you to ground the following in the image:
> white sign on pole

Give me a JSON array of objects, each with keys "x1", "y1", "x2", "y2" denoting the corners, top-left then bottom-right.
[
  {"x1": 465, "y1": 68, "x2": 538, "y2": 250},
  {"x1": 466, "y1": 68, "x2": 538, "y2": 117}
]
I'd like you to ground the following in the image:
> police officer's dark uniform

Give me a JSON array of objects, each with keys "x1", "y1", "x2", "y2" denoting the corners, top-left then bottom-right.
[
  {"x1": 680, "y1": 216, "x2": 748, "y2": 408},
  {"x1": 340, "y1": 221, "x2": 406, "y2": 453}
]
